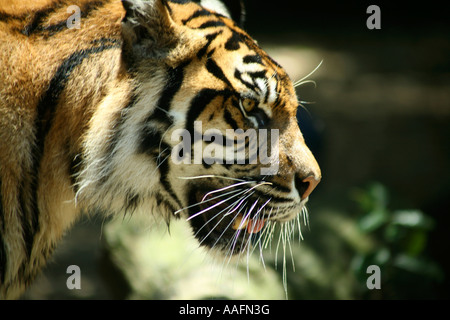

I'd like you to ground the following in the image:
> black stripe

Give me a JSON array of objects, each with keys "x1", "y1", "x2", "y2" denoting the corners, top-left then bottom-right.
[
  {"x1": 257, "y1": 193, "x2": 293, "y2": 204},
  {"x1": 138, "y1": 128, "x2": 163, "y2": 155},
  {"x1": 156, "y1": 143, "x2": 183, "y2": 210},
  {"x1": 90, "y1": 37, "x2": 121, "y2": 46},
  {"x1": 151, "y1": 61, "x2": 190, "y2": 123},
  {"x1": 137, "y1": 62, "x2": 190, "y2": 211},
  {"x1": 196, "y1": 20, "x2": 226, "y2": 29},
  {"x1": 186, "y1": 88, "x2": 231, "y2": 137},
  {"x1": 251, "y1": 189, "x2": 293, "y2": 203},
  {"x1": 0, "y1": 178, "x2": 6, "y2": 283},
  {"x1": 19, "y1": 177, "x2": 35, "y2": 260},
  {"x1": 37, "y1": 20, "x2": 67, "y2": 36},
  {"x1": 205, "y1": 53, "x2": 233, "y2": 89},
  {"x1": 262, "y1": 181, "x2": 292, "y2": 194},
  {"x1": 234, "y1": 69, "x2": 257, "y2": 91},
  {"x1": 138, "y1": 62, "x2": 190, "y2": 210},
  {"x1": 186, "y1": 88, "x2": 229, "y2": 163},
  {"x1": 182, "y1": 9, "x2": 212, "y2": 25},
  {"x1": 139, "y1": 61, "x2": 190, "y2": 154},
  {"x1": 0, "y1": 12, "x2": 10, "y2": 21},
  {"x1": 0, "y1": 11, "x2": 21, "y2": 21},
  {"x1": 263, "y1": 82, "x2": 270, "y2": 104},
  {"x1": 273, "y1": 80, "x2": 284, "y2": 109},
  {"x1": 20, "y1": 0, "x2": 65, "y2": 36},
  {"x1": 224, "y1": 31, "x2": 241, "y2": 51},
  {"x1": 155, "y1": 192, "x2": 177, "y2": 219},
  {"x1": 37, "y1": 44, "x2": 121, "y2": 123},
  {"x1": 248, "y1": 70, "x2": 267, "y2": 80},
  {"x1": 224, "y1": 108, "x2": 239, "y2": 130},
  {"x1": 21, "y1": 42, "x2": 120, "y2": 258},
  {"x1": 243, "y1": 54, "x2": 264, "y2": 65},
  {"x1": 196, "y1": 31, "x2": 222, "y2": 59},
  {"x1": 124, "y1": 191, "x2": 140, "y2": 213},
  {"x1": 22, "y1": 0, "x2": 107, "y2": 37}
]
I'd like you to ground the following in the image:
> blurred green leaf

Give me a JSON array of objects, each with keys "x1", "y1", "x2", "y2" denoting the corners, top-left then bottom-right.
[
  {"x1": 367, "y1": 182, "x2": 388, "y2": 210},
  {"x1": 373, "y1": 247, "x2": 391, "y2": 265},
  {"x1": 391, "y1": 210, "x2": 434, "y2": 230},
  {"x1": 350, "y1": 189, "x2": 374, "y2": 212},
  {"x1": 358, "y1": 208, "x2": 389, "y2": 232},
  {"x1": 405, "y1": 230, "x2": 427, "y2": 256},
  {"x1": 384, "y1": 224, "x2": 400, "y2": 242},
  {"x1": 351, "y1": 182, "x2": 443, "y2": 299}
]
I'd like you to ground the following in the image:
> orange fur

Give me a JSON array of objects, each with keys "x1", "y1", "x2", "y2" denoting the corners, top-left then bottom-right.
[{"x1": 0, "y1": 0, "x2": 320, "y2": 299}]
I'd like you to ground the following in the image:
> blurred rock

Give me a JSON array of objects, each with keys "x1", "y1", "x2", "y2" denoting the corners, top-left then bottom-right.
[{"x1": 100, "y1": 216, "x2": 286, "y2": 300}]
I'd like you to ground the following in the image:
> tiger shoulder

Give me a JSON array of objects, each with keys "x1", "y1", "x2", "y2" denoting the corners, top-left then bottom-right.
[{"x1": 0, "y1": 0, "x2": 321, "y2": 299}]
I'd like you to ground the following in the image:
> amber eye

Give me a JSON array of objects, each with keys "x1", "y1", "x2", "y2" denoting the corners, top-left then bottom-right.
[{"x1": 241, "y1": 98, "x2": 256, "y2": 113}]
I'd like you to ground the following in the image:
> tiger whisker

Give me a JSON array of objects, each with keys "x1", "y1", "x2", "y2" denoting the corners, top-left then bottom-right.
[
  {"x1": 200, "y1": 180, "x2": 257, "y2": 202},
  {"x1": 219, "y1": 188, "x2": 256, "y2": 219},
  {"x1": 174, "y1": 178, "x2": 259, "y2": 215},
  {"x1": 155, "y1": 149, "x2": 169, "y2": 167},
  {"x1": 281, "y1": 224, "x2": 289, "y2": 297},
  {"x1": 244, "y1": 199, "x2": 263, "y2": 278},
  {"x1": 209, "y1": 181, "x2": 271, "y2": 221},
  {"x1": 193, "y1": 188, "x2": 251, "y2": 238},
  {"x1": 296, "y1": 211, "x2": 304, "y2": 241},
  {"x1": 206, "y1": 196, "x2": 253, "y2": 262},
  {"x1": 298, "y1": 100, "x2": 316, "y2": 105},
  {"x1": 173, "y1": 188, "x2": 241, "y2": 215},
  {"x1": 245, "y1": 198, "x2": 271, "y2": 252},
  {"x1": 246, "y1": 201, "x2": 274, "y2": 273},
  {"x1": 294, "y1": 79, "x2": 317, "y2": 89},
  {"x1": 287, "y1": 221, "x2": 296, "y2": 273},
  {"x1": 219, "y1": 205, "x2": 251, "y2": 275},
  {"x1": 261, "y1": 207, "x2": 275, "y2": 250},
  {"x1": 303, "y1": 205, "x2": 310, "y2": 230},
  {"x1": 207, "y1": 195, "x2": 253, "y2": 250},
  {"x1": 186, "y1": 188, "x2": 248, "y2": 221},
  {"x1": 177, "y1": 175, "x2": 247, "y2": 182},
  {"x1": 197, "y1": 201, "x2": 246, "y2": 248},
  {"x1": 225, "y1": 197, "x2": 257, "y2": 255},
  {"x1": 228, "y1": 197, "x2": 266, "y2": 270},
  {"x1": 293, "y1": 59, "x2": 323, "y2": 88}
]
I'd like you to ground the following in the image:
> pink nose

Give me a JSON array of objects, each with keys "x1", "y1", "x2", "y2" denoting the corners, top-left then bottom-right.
[{"x1": 296, "y1": 174, "x2": 321, "y2": 200}]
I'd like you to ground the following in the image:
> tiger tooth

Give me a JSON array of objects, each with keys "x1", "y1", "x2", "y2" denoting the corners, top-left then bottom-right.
[{"x1": 232, "y1": 214, "x2": 249, "y2": 230}]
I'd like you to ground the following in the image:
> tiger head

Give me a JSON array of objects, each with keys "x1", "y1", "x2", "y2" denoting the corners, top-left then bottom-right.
[{"x1": 80, "y1": 0, "x2": 321, "y2": 255}]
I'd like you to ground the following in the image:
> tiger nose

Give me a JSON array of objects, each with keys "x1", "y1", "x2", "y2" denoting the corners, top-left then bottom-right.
[{"x1": 295, "y1": 173, "x2": 321, "y2": 200}]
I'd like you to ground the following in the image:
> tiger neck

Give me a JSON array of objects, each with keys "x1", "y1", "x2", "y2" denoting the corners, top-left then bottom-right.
[{"x1": 13, "y1": 0, "x2": 132, "y2": 291}]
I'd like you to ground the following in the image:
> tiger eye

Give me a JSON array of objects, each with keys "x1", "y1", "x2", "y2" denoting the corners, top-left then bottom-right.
[{"x1": 241, "y1": 98, "x2": 256, "y2": 113}]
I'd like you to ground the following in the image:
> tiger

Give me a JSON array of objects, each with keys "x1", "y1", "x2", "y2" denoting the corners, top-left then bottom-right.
[{"x1": 0, "y1": 0, "x2": 321, "y2": 299}]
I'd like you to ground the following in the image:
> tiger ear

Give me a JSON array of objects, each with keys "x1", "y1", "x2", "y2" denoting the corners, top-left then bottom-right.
[
  {"x1": 199, "y1": 0, "x2": 246, "y2": 28},
  {"x1": 121, "y1": 0, "x2": 183, "y2": 63}
]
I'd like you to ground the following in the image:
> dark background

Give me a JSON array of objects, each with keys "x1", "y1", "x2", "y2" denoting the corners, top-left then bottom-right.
[{"x1": 243, "y1": 0, "x2": 450, "y2": 298}]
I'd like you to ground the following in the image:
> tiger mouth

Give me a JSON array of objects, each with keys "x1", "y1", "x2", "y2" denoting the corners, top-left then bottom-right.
[{"x1": 187, "y1": 188, "x2": 276, "y2": 254}]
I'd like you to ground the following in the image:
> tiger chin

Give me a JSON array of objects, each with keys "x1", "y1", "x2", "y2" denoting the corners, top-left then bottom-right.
[{"x1": 0, "y1": 0, "x2": 321, "y2": 299}]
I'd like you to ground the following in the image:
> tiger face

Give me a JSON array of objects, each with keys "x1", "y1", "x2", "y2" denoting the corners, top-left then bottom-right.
[{"x1": 113, "y1": 0, "x2": 321, "y2": 254}]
